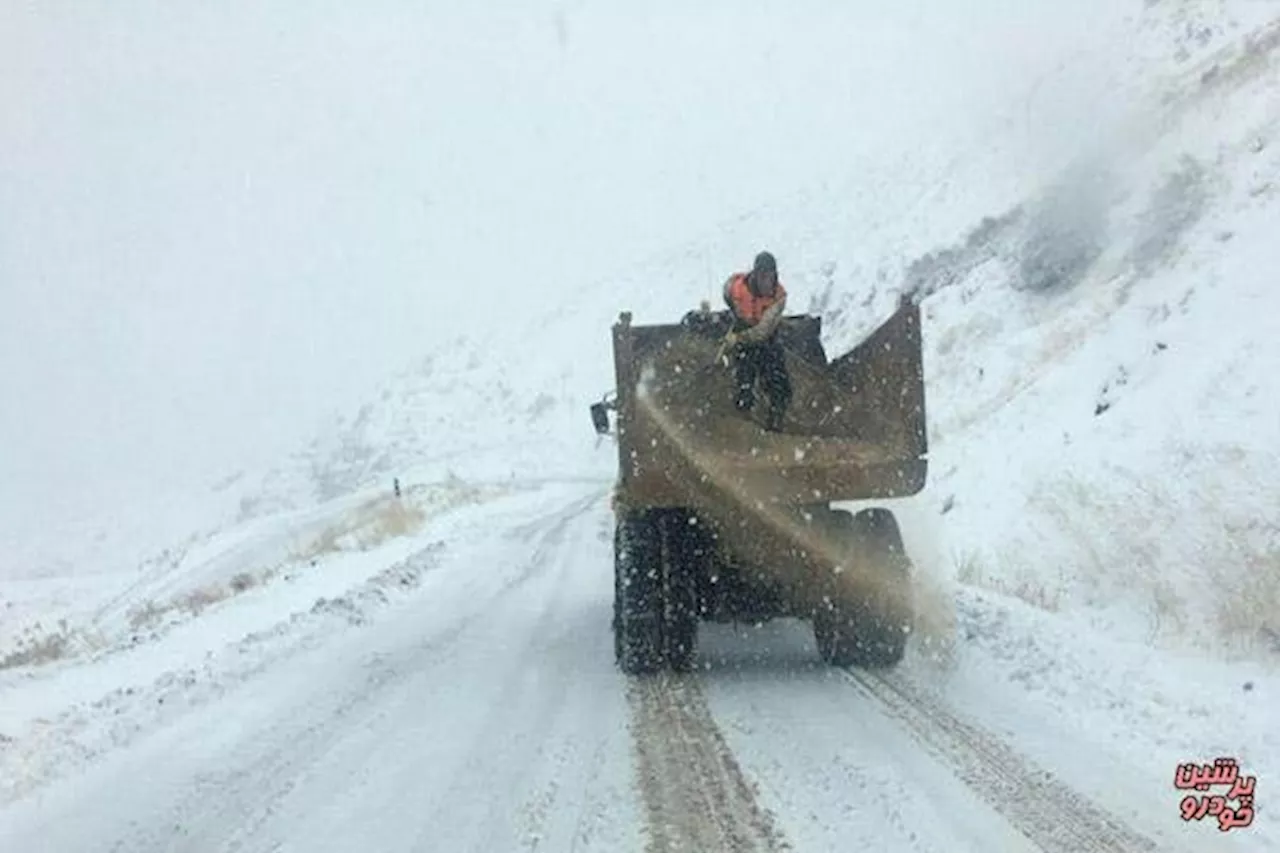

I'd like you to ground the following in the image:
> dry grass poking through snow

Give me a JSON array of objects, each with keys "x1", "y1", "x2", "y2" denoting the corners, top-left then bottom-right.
[
  {"x1": 125, "y1": 571, "x2": 265, "y2": 632},
  {"x1": 128, "y1": 583, "x2": 246, "y2": 631},
  {"x1": 0, "y1": 620, "x2": 78, "y2": 670},
  {"x1": 954, "y1": 538, "x2": 1280, "y2": 659},
  {"x1": 291, "y1": 495, "x2": 428, "y2": 563},
  {"x1": 957, "y1": 468, "x2": 1280, "y2": 659},
  {"x1": 1212, "y1": 545, "x2": 1280, "y2": 656},
  {"x1": 953, "y1": 549, "x2": 1065, "y2": 614},
  {"x1": 123, "y1": 495, "x2": 432, "y2": 635}
]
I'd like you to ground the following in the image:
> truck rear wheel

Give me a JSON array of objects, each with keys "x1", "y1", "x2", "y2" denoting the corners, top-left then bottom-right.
[
  {"x1": 614, "y1": 511, "x2": 665, "y2": 675},
  {"x1": 813, "y1": 609, "x2": 859, "y2": 667},
  {"x1": 660, "y1": 511, "x2": 701, "y2": 673},
  {"x1": 813, "y1": 508, "x2": 911, "y2": 669}
]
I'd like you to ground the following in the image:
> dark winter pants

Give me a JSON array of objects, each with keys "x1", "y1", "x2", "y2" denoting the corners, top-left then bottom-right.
[{"x1": 732, "y1": 339, "x2": 792, "y2": 431}]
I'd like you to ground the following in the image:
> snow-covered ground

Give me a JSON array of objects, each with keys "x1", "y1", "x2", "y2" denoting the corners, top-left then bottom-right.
[{"x1": 3, "y1": 1, "x2": 1278, "y2": 851}]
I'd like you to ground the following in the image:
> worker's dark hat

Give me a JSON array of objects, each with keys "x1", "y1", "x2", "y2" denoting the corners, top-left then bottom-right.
[{"x1": 753, "y1": 251, "x2": 777, "y2": 275}]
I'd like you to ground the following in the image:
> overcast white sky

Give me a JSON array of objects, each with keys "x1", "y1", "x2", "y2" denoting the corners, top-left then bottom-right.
[{"x1": 1, "y1": 0, "x2": 1119, "y2": 570}]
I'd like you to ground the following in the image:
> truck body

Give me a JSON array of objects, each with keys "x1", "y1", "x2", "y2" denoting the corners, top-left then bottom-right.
[{"x1": 591, "y1": 297, "x2": 928, "y2": 673}]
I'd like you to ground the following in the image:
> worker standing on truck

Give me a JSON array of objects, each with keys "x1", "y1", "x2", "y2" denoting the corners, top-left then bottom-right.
[{"x1": 722, "y1": 250, "x2": 792, "y2": 432}]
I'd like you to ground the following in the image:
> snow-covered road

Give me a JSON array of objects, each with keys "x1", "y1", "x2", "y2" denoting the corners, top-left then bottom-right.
[
  {"x1": 6, "y1": 482, "x2": 1263, "y2": 853},
  {"x1": 0, "y1": 486, "x2": 646, "y2": 852}
]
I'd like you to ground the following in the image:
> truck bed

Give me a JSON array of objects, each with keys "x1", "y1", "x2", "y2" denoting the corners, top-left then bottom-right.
[
  {"x1": 605, "y1": 301, "x2": 927, "y2": 622},
  {"x1": 615, "y1": 304, "x2": 927, "y2": 508}
]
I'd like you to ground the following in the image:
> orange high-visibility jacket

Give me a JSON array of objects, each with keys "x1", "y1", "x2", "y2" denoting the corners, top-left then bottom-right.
[{"x1": 724, "y1": 273, "x2": 787, "y2": 325}]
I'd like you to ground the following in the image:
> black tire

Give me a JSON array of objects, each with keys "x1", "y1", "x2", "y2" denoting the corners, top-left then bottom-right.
[
  {"x1": 812, "y1": 507, "x2": 912, "y2": 669},
  {"x1": 614, "y1": 511, "x2": 665, "y2": 675},
  {"x1": 853, "y1": 508, "x2": 912, "y2": 667},
  {"x1": 612, "y1": 525, "x2": 623, "y2": 664},
  {"x1": 813, "y1": 608, "x2": 859, "y2": 667},
  {"x1": 660, "y1": 511, "x2": 701, "y2": 673}
]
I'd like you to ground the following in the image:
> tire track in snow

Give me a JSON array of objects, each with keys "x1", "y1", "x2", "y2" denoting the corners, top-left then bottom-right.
[
  {"x1": 841, "y1": 669, "x2": 1160, "y2": 853},
  {"x1": 627, "y1": 673, "x2": 791, "y2": 853}
]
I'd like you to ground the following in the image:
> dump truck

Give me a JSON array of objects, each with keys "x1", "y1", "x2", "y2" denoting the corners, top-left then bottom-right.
[{"x1": 589, "y1": 295, "x2": 928, "y2": 675}]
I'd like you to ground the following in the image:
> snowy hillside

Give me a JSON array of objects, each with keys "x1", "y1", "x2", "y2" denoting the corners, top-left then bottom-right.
[
  {"x1": 906, "y1": 15, "x2": 1280, "y2": 659},
  {"x1": 2, "y1": 2, "x2": 1278, "y2": 851}
]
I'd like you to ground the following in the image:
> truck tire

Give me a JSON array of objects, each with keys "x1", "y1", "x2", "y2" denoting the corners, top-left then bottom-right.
[
  {"x1": 612, "y1": 534, "x2": 623, "y2": 664},
  {"x1": 660, "y1": 510, "x2": 701, "y2": 673},
  {"x1": 614, "y1": 510, "x2": 665, "y2": 675},
  {"x1": 813, "y1": 608, "x2": 859, "y2": 667},
  {"x1": 812, "y1": 508, "x2": 911, "y2": 669}
]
